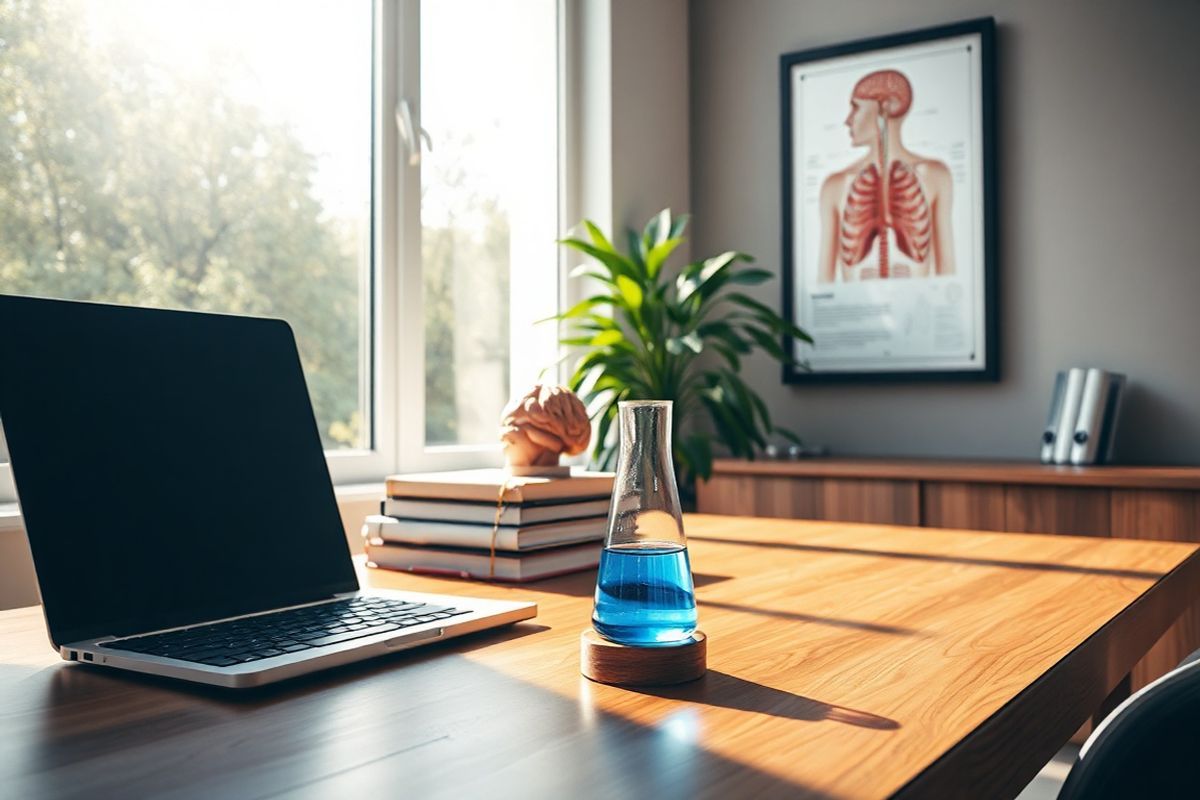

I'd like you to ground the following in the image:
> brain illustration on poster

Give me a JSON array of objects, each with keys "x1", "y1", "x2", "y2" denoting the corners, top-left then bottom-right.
[{"x1": 781, "y1": 19, "x2": 996, "y2": 381}]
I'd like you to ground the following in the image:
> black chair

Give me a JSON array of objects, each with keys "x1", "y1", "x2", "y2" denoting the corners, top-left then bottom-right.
[{"x1": 1057, "y1": 653, "x2": 1200, "y2": 799}]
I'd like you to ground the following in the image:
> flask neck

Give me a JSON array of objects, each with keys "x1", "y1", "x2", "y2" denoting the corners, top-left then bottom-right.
[{"x1": 606, "y1": 401, "x2": 685, "y2": 549}]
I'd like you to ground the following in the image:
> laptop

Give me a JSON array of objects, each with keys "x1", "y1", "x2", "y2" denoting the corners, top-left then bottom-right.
[{"x1": 0, "y1": 295, "x2": 536, "y2": 688}]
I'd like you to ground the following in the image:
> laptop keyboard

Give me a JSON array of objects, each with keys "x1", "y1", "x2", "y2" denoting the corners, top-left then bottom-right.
[{"x1": 99, "y1": 597, "x2": 471, "y2": 667}]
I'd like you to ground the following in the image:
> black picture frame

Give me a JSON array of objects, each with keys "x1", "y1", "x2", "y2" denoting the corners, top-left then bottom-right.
[{"x1": 780, "y1": 17, "x2": 998, "y2": 383}]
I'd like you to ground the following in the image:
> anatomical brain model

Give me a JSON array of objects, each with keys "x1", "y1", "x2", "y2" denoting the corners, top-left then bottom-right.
[{"x1": 500, "y1": 384, "x2": 591, "y2": 475}]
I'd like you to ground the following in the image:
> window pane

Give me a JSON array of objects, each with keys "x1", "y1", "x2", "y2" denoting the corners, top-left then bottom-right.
[
  {"x1": 0, "y1": 0, "x2": 373, "y2": 451},
  {"x1": 420, "y1": 0, "x2": 558, "y2": 446}
]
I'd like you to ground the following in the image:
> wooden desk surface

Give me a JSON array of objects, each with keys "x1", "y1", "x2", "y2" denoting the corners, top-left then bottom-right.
[{"x1": 2, "y1": 515, "x2": 1198, "y2": 799}]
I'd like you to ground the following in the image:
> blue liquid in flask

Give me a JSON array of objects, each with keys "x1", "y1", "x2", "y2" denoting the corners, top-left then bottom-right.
[{"x1": 592, "y1": 543, "x2": 697, "y2": 645}]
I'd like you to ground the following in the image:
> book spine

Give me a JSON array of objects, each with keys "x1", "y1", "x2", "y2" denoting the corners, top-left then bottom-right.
[
  {"x1": 382, "y1": 499, "x2": 519, "y2": 525},
  {"x1": 362, "y1": 515, "x2": 520, "y2": 550},
  {"x1": 1096, "y1": 374, "x2": 1126, "y2": 464},
  {"x1": 1070, "y1": 369, "x2": 1111, "y2": 465},
  {"x1": 1041, "y1": 371, "x2": 1067, "y2": 463},
  {"x1": 1053, "y1": 368, "x2": 1087, "y2": 464}
]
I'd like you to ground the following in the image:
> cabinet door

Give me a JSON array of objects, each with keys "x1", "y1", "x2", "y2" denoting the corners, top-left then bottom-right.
[
  {"x1": 1004, "y1": 486, "x2": 1111, "y2": 536},
  {"x1": 922, "y1": 482, "x2": 1007, "y2": 531},
  {"x1": 697, "y1": 475, "x2": 918, "y2": 525},
  {"x1": 696, "y1": 475, "x2": 819, "y2": 519},
  {"x1": 1111, "y1": 489, "x2": 1200, "y2": 691},
  {"x1": 819, "y1": 479, "x2": 920, "y2": 525}
]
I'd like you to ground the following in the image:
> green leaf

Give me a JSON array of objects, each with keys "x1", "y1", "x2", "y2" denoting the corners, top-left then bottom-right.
[
  {"x1": 559, "y1": 237, "x2": 638, "y2": 281},
  {"x1": 726, "y1": 267, "x2": 774, "y2": 286},
  {"x1": 625, "y1": 229, "x2": 647, "y2": 274},
  {"x1": 709, "y1": 341, "x2": 739, "y2": 370},
  {"x1": 668, "y1": 213, "x2": 691, "y2": 240},
  {"x1": 701, "y1": 389, "x2": 755, "y2": 458},
  {"x1": 676, "y1": 251, "x2": 750, "y2": 303},
  {"x1": 589, "y1": 329, "x2": 625, "y2": 347},
  {"x1": 583, "y1": 220, "x2": 615, "y2": 253},
  {"x1": 614, "y1": 274, "x2": 644, "y2": 310},
  {"x1": 593, "y1": 400, "x2": 621, "y2": 467},
  {"x1": 665, "y1": 334, "x2": 701, "y2": 355},
  {"x1": 584, "y1": 313, "x2": 618, "y2": 330},
  {"x1": 644, "y1": 236, "x2": 682, "y2": 279},
  {"x1": 725, "y1": 291, "x2": 776, "y2": 318},
  {"x1": 549, "y1": 294, "x2": 613, "y2": 323},
  {"x1": 725, "y1": 292, "x2": 813, "y2": 343},
  {"x1": 686, "y1": 433, "x2": 713, "y2": 480},
  {"x1": 697, "y1": 321, "x2": 751, "y2": 353},
  {"x1": 679, "y1": 332, "x2": 703, "y2": 353},
  {"x1": 568, "y1": 263, "x2": 615, "y2": 283},
  {"x1": 643, "y1": 208, "x2": 671, "y2": 251},
  {"x1": 742, "y1": 325, "x2": 793, "y2": 364},
  {"x1": 776, "y1": 427, "x2": 803, "y2": 444}
]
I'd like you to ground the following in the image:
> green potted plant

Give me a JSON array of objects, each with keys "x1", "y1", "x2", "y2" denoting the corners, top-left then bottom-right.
[{"x1": 554, "y1": 209, "x2": 812, "y2": 501}]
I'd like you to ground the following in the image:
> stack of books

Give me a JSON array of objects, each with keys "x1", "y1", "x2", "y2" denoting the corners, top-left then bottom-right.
[{"x1": 364, "y1": 468, "x2": 614, "y2": 582}]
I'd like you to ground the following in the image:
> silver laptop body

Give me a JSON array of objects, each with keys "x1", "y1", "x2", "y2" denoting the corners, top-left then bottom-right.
[
  {"x1": 0, "y1": 295, "x2": 536, "y2": 689},
  {"x1": 59, "y1": 588, "x2": 534, "y2": 689}
]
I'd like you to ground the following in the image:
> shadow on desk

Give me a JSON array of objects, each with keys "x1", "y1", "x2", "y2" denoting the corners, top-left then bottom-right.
[
  {"x1": 12, "y1": 626, "x2": 837, "y2": 799},
  {"x1": 628, "y1": 669, "x2": 900, "y2": 731},
  {"x1": 688, "y1": 535, "x2": 1164, "y2": 581}
]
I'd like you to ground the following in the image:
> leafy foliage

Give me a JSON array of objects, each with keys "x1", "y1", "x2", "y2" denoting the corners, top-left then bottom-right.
[
  {"x1": 0, "y1": 0, "x2": 512, "y2": 450},
  {"x1": 556, "y1": 210, "x2": 811, "y2": 497},
  {"x1": 0, "y1": 0, "x2": 363, "y2": 447}
]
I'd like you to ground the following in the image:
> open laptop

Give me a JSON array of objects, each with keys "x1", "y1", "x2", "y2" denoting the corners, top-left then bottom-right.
[{"x1": 0, "y1": 295, "x2": 536, "y2": 688}]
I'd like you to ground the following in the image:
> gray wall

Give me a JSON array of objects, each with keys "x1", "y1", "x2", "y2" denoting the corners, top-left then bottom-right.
[{"x1": 688, "y1": 0, "x2": 1200, "y2": 463}]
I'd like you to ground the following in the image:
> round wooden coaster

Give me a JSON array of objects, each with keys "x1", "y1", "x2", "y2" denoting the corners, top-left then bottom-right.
[{"x1": 580, "y1": 629, "x2": 707, "y2": 687}]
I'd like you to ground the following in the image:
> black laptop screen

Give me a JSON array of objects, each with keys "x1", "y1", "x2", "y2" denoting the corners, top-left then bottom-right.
[{"x1": 0, "y1": 296, "x2": 359, "y2": 646}]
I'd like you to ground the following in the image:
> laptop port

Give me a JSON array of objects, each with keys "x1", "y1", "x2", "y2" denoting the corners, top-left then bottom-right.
[{"x1": 83, "y1": 652, "x2": 94, "y2": 662}]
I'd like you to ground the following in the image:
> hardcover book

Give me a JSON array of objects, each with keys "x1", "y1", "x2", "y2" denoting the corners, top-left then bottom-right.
[
  {"x1": 362, "y1": 514, "x2": 606, "y2": 552},
  {"x1": 381, "y1": 496, "x2": 611, "y2": 526},
  {"x1": 384, "y1": 468, "x2": 614, "y2": 503},
  {"x1": 365, "y1": 540, "x2": 601, "y2": 582}
]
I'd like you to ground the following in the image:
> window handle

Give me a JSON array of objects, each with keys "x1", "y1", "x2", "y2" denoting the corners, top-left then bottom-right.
[{"x1": 395, "y1": 98, "x2": 432, "y2": 166}]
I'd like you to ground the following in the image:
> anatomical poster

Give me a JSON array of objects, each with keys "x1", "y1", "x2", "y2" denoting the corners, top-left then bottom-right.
[{"x1": 780, "y1": 19, "x2": 996, "y2": 381}]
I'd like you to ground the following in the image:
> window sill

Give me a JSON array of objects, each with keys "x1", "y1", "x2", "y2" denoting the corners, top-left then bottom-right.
[
  {"x1": 0, "y1": 503, "x2": 20, "y2": 533},
  {"x1": 0, "y1": 485, "x2": 383, "y2": 542}
]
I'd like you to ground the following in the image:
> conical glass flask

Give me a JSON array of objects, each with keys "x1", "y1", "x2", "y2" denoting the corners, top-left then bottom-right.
[{"x1": 592, "y1": 400, "x2": 697, "y2": 645}]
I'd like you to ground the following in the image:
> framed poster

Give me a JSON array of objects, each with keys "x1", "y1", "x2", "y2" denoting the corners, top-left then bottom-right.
[{"x1": 780, "y1": 17, "x2": 997, "y2": 382}]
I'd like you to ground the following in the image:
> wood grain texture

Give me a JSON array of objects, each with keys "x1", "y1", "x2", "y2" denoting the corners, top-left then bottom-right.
[
  {"x1": 696, "y1": 474, "x2": 819, "y2": 519},
  {"x1": 1004, "y1": 486, "x2": 1111, "y2": 537},
  {"x1": 1112, "y1": 489, "x2": 1200, "y2": 690},
  {"x1": 709, "y1": 458, "x2": 1200, "y2": 490},
  {"x1": 581, "y1": 629, "x2": 707, "y2": 686},
  {"x1": 1, "y1": 515, "x2": 1197, "y2": 800},
  {"x1": 922, "y1": 482, "x2": 1008, "y2": 531},
  {"x1": 696, "y1": 475, "x2": 918, "y2": 525},
  {"x1": 820, "y1": 478, "x2": 920, "y2": 525}
]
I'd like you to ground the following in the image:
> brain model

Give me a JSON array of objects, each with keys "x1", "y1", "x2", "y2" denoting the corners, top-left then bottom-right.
[{"x1": 500, "y1": 384, "x2": 591, "y2": 469}]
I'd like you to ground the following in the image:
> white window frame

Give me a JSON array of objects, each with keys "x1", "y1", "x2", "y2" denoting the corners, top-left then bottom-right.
[
  {"x1": 0, "y1": 0, "x2": 570, "y2": 493},
  {"x1": 0, "y1": 430, "x2": 14, "y2": 504},
  {"x1": 328, "y1": 0, "x2": 567, "y2": 483}
]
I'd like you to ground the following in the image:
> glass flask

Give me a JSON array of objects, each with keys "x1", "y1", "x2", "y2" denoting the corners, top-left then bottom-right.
[{"x1": 592, "y1": 400, "x2": 698, "y2": 645}]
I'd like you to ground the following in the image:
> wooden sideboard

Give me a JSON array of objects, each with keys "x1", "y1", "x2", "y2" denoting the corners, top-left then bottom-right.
[{"x1": 698, "y1": 458, "x2": 1200, "y2": 694}]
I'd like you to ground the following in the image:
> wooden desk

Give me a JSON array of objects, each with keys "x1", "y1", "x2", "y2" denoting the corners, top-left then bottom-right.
[
  {"x1": 698, "y1": 458, "x2": 1200, "y2": 694},
  {"x1": 2, "y1": 515, "x2": 1197, "y2": 799}
]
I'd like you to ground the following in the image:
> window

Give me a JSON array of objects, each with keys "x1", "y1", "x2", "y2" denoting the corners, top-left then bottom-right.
[
  {"x1": 0, "y1": 434, "x2": 12, "y2": 504},
  {"x1": 417, "y1": 0, "x2": 559, "y2": 450},
  {"x1": 0, "y1": 0, "x2": 564, "y2": 485}
]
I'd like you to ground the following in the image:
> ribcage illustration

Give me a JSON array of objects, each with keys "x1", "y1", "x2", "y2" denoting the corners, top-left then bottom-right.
[{"x1": 839, "y1": 161, "x2": 932, "y2": 277}]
